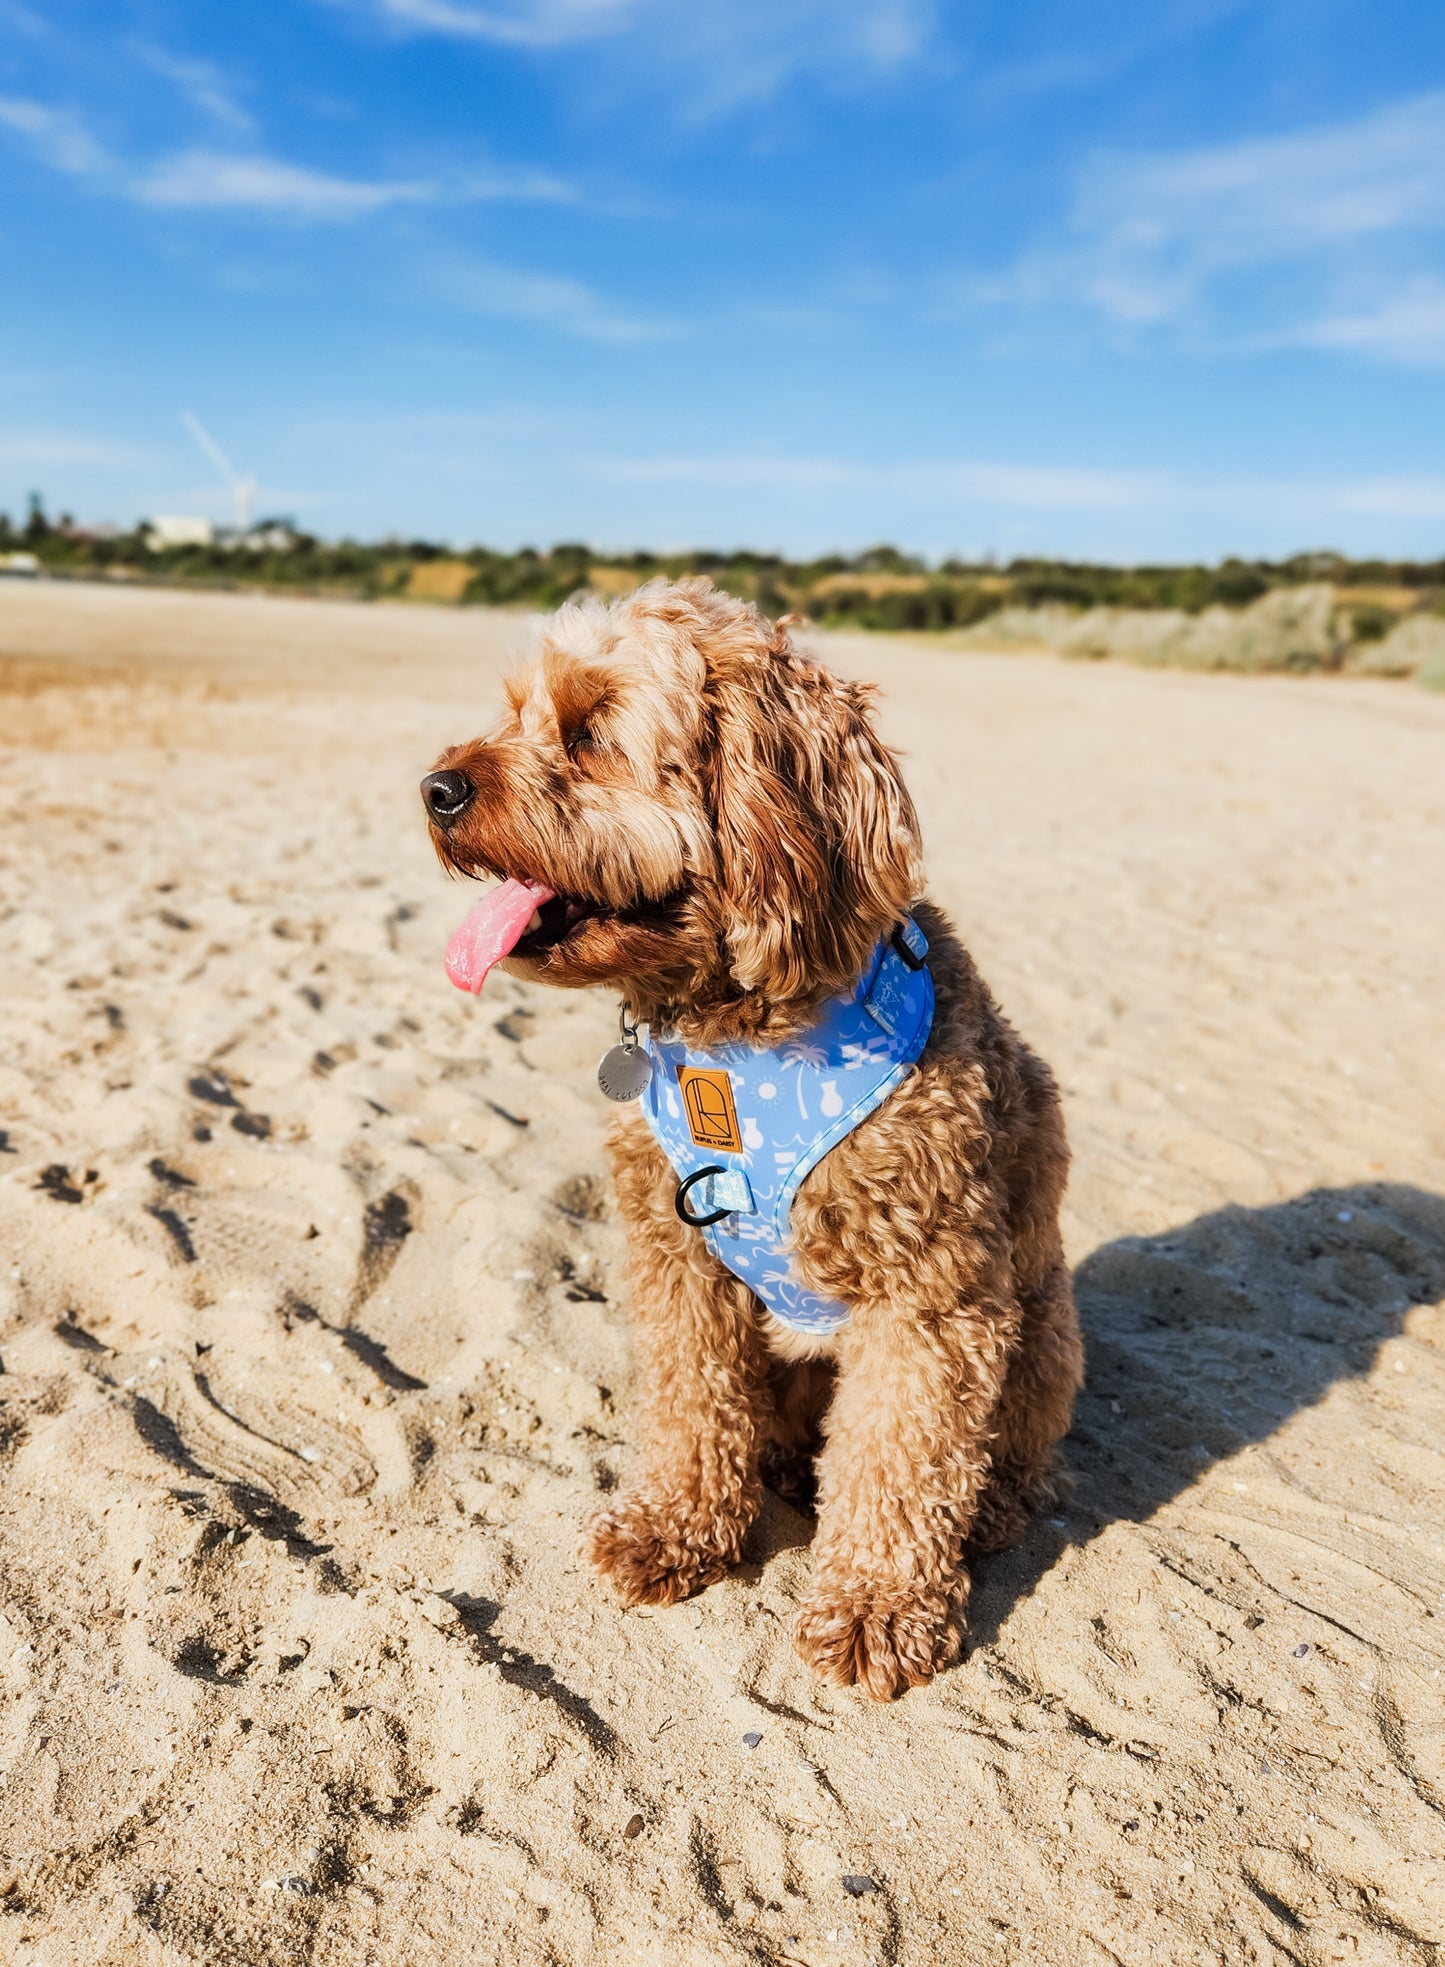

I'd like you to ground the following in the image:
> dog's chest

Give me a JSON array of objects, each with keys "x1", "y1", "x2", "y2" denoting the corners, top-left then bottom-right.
[{"x1": 636, "y1": 921, "x2": 934, "y2": 1333}]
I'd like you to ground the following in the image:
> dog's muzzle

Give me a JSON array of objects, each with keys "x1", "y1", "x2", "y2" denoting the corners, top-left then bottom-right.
[{"x1": 421, "y1": 769, "x2": 474, "y2": 828}]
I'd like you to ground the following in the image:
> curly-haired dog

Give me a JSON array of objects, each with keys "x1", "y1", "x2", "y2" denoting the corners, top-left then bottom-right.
[{"x1": 421, "y1": 579, "x2": 1082, "y2": 1699}]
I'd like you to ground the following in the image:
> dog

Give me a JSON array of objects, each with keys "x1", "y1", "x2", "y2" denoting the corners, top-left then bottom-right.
[{"x1": 422, "y1": 578, "x2": 1082, "y2": 1699}]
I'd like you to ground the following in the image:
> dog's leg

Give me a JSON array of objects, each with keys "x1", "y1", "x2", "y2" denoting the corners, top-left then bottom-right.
[
  {"x1": 584, "y1": 1126, "x2": 772, "y2": 1607},
  {"x1": 583, "y1": 1258, "x2": 769, "y2": 1605},
  {"x1": 969, "y1": 1252, "x2": 1082, "y2": 1553},
  {"x1": 794, "y1": 1294, "x2": 1013, "y2": 1698},
  {"x1": 758, "y1": 1356, "x2": 833, "y2": 1513}
]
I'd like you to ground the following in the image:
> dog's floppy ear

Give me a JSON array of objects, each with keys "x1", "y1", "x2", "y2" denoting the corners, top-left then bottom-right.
[{"x1": 704, "y1": 631, "x2": 921, "y2": 1004}]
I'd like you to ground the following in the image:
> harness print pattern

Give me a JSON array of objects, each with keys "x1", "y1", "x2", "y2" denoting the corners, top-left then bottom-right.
[{"x1": 639, "y1": 920, "x2": 934, "y2": 1334}]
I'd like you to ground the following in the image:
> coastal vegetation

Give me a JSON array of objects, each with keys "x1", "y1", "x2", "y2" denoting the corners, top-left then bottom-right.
[{"x1": 4, "y1": 498, "x2": 1443, "y2": 681}]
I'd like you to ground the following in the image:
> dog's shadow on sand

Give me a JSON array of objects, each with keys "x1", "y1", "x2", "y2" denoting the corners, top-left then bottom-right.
[
  {"x1": 750, "y1": 1182, "x2": 1445, "y2": 1648},
  {"x1": 962, "y1": 1179, "x2": 1445, "y2": 1650}
]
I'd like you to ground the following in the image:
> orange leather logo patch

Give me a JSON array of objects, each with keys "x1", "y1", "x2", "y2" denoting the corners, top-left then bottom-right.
[{"x1": 678, "y1": 1068, "x2": 742, "y2": 1154}]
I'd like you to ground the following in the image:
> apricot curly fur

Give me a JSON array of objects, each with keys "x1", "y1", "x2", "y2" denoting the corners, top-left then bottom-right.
[{"x1": 426, "y1": 578, "x2": 1084, "y2": 1698}]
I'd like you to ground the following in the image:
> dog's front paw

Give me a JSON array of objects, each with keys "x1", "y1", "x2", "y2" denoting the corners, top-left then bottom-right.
[
  {"x1": 583, "y1": 1491, "x2": 743, "y2": 1607},
  {"x1": 794, "y1": 1579, "x2": 963, "y2": 1699}
]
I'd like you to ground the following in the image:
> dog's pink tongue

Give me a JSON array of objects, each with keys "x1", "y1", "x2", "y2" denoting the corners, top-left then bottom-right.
[{"x1": 444, "y1": 878, "x2": 555, "y2": 995}]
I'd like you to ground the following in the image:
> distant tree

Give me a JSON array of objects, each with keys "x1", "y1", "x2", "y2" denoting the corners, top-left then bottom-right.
[
  {"x1": 854, "y1": 544, "x2": 925, "y2": 575},
  {"x1": 15, "y1": 516, "x2": 1439, "y2": 646},
  {"x1": 1282, "y1": 550, "x2": 1347, "y2": 582},
  {"x1": 1209, "y1": 563, "x2": 1269, "y2": 608}
]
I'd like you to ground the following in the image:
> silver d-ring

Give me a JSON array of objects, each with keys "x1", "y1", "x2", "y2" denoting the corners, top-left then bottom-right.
[{"x1": 674, "y1": 1165, "x2": 731, "y2": 1228}]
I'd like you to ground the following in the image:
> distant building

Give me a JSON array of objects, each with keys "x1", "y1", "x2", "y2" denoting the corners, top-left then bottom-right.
[
  {"x1": 214, "y1": 519, "x2": 300, "y2": 553},
  {"x1": 240, "y1": 522, "x2": 299, "y2": 552},
  {"x1": 0, "y1": 552, "x2": 41, "y2": 578},
  {"x1": 145, "y1": 515, "x2": 214, "y2": 550}
]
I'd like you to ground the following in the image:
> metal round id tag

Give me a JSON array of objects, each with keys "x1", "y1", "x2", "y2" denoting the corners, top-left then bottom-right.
[
  {"x1": 597, "y1": 1043, "x2": 652, "y2": 1103},
  {"x1": 597, "y1": 1007, "x2": 652, "y2": 1102}
]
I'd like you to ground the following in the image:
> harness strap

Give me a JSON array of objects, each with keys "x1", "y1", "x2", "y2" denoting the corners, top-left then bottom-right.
[{"x1": 640, "y1": 916, "x2": 934, "y2": 1334}]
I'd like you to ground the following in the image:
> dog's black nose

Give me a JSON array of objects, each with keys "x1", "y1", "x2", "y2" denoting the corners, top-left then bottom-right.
[{"x1": 421, "y1": 769, "x2": 474, "y2": 826}]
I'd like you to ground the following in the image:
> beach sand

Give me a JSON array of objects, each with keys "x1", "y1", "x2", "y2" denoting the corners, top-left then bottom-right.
[{"x1": 1, "y1": 578, "x2": 1442, "y2": 1965}]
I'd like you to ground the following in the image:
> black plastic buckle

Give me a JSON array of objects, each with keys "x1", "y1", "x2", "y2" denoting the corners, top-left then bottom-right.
[
  {"x1": 890, "y1": 923, "x2": 925, "y2": 971},
  {"x1": 674, "y1": 1165, "x2": 732, "y2": 1228}
]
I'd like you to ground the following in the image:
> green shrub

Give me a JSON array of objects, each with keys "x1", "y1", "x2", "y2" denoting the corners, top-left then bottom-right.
[{"x1": 1349, "y1": 605, "x2": 1394, "y2": 644}]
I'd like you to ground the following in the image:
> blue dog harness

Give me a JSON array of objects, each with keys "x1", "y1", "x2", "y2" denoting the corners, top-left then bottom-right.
[{"x1": 638, "y1": 918, "x2": 934, "y2": 1335}]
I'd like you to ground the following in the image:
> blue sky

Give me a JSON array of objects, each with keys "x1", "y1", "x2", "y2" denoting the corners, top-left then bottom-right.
[{"x1": 3, "y1": 0, "x2": 1445, "y2": 560}]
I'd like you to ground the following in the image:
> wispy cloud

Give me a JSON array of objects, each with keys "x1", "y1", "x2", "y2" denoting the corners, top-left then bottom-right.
[
  {"x1": 134, "y1": 46, "x2": 256, "y2": 135},
  {"x1": 1281, "y1": 280, "x2": 1445, "y2": 367},
  {"x1": 579, "y1": 454, "x2": 1168, "y2": 509},
  {"x1": 142, "y1": 148, "x2": 580, "y2": 218},
  {"x1": 438, "y1": 255, "x2": 680, "y2": 342},
  {"x1": 346, "y1": 0, "x2": 933, "y2": 112},
  {"x1": 131, "y1": 147, "x2": 580, "y2": 219},
  {"x1": 1332, "y1": 473, "x2": 1445, "y2": 519},
  {"x1": 369, "y1": 0, "x2": 635, "y2": 48},
  {"x1": 132, "y1": 150, "x2": 437, "y2": 217},
  {"x1": 0, "y1": 96, "x2": 111, "y2": 176},
  {"x1": 0, "y1": 2, "x2": 49, "y2": 37},
  {"x1": 576, "y1": 452, "x2": 1445, "y2": 523},
  {"x1": 0, "y1": 97, "x2": 581, "y2": 221},
  {"x1": 0, "y1": 92, "x2": 645, "y2": 339},
  {"x1": 0, "y1": 431, "x2": 154, "y2": 467},
  {"x1": 320, "y1": 407, "x2": 584, "y2": 437},
  {"x1": 965, "y1": 90, "x2": 1445, "y2": 364},
  {"x1": 1062, "y1": 88, "x2": 1445, "y2": 314}
]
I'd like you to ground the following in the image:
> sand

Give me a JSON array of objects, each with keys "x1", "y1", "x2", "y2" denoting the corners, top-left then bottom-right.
[{"x1": 0, "y1": 578, "x2": 1442, "y2": 1967}]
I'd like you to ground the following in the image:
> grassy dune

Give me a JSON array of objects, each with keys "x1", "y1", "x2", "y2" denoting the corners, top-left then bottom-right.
[{"x1": 8, "y1": 514, "x2": 1445, "y2": 683}]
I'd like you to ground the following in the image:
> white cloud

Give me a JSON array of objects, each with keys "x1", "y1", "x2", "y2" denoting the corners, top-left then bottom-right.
[
  {"x1": 350, "y1": 0, "x2": 932, "y2": 111},
  {"x1": 579, "y1": 454, "x2": 1170, "y2": 509},
  {"x1": 132, "y1": 150, "x2": 436, "y2": 217},
  {"x1": 1284, "y1": 281, "x2": 1445, "y2": 367},
  {"x1": 340, "y1": 407, "x2": 582, "y2": 436},
  {"x1": 0, "y1": 100, "x2": 582, "y2": 221},
  {"x1": 439, "y1": 255, "x2": 679, "y2": 342},
  {"x1": 1332, "y1": 475, "x2": 1445, "y2": 520},
  {"x1": 968, "y1": 90, "x2": 1445, "y2": 364},
  {"x1": 135, "y1": 47, "x2": 256, "y2": 135},
  {"x1": 457, "y1": 165, "x2": 579, "y2": 204},
  {"x1": 0, "y1": 96, "x2": 111, "y2": 176},
  {"x1": 140, "y1": 149, "x2": 579, "y2": 222},
  {"x1": 0, "y1": 432, "x2": 153, "y2": 467},
  {"x1": 1075, "y1": 90, "x2": 1445, "y2": 272},
  {"x1": 372, "y1": 0, "x2": 636, "y2": 47},
  {"x1": 576, "y1": 452, "x2": 1445, "y2": 524},
  {"x1": 0, "y1": 2, "x2": 50, "y2": 40},
  {"x1": 146, "y1": 150, "x2": 579, "y2": 221}
]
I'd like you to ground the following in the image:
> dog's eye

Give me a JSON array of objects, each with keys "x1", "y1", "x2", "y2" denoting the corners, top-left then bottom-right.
[{"x1": 567, "y1": 723, "x2": 598, "y2": 756}]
